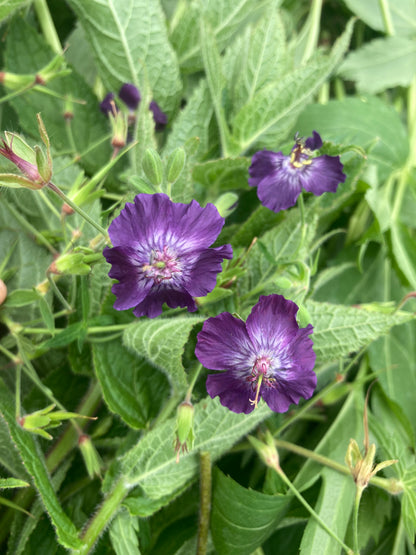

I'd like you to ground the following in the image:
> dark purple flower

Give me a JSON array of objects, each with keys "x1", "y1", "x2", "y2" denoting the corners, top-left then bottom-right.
[
  {"x1": 119, "y1": 83, "x2": 141, "y2": 111},
  {"x1": 100, "y1": 92, "x2": 118, "y2": 116},
  {"x1": 195, "y1": 295, "x2": 316, "y2": 414},
  {"x1": 103, "y1": 193, "x2": 233, "y2": 318},
  {"x1": 149, "y1": 100, "x2": 168, "y2": 131},
  {"x1": 248, "y1": 131, "x2": 346, "y2": 213}
]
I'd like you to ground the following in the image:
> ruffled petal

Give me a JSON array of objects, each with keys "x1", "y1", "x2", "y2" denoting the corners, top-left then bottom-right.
[
  {"x1": 248, "y1": 150, "x2": 283, "y2": 187},
  {"x1": 246, "y1": 295, "x2": 300, "y2": 353},
  {"x1": 133, "y1": 288, "x2": 197, "y2": 318},
  {"x1": 301, "y1": 155, "x2": 346, "y2": 195},
  {"x1": 304, "y1": 130, "x2": 323, "y2": 150},
  {"x1": 195, "y1": 312, "x2": 254, "y2": 372},
  {"x1": 103, "y1": 246, "x2": 152, "y2": 310},
  {"x1": 206, "y1": 371, "x2": 255, "y2": 414},
  {"x1": 255, "y1": 157, "x2": 303, "y2": 212},
  {"x1": 185, "y1": 244, "x2": 233, "y2": 297}
]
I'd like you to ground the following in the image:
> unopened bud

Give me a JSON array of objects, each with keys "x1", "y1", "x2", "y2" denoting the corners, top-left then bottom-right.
[
  {"x1": 142, "y1": 148, "x2": 163, "y2": 187},
  {"x1": 79, "y1": 434, "x2": 102, "y2": 478},
  {"x1": 52, "y1": 252, "x2": 91, "y2": 276},
  {"x1": 0, "y1": 71, "x2": 34, "y2": 90},
  {"x1": 175, "y1": 401, "x2": 195, "y2": 463},
  {"x1": 166, "y1": 147, "x2": 186, "y2": 184},
  {"x1": 248, "y1": 431, "x2": 280, "y2": 470},
  {"x1": 214, "y1": 192, "x2": 238, "y2": 218},
  {"x1": 0, "y1": 279, "x2": 7, "y2": 305}
]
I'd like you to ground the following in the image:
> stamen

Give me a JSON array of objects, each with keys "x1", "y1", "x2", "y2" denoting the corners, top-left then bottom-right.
[{"x1": 249, "y1": 374, "x2": 263, "y2": 409}]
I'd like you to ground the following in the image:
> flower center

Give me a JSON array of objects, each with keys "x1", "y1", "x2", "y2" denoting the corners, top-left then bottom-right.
[
  {"x1": 142, "y1": 246, "x2": 181, "y2": 284},
  {"x1": 247, "y1": 356, "x2": 276, "y2": 409},
  {"x1": 290, "y1": 143, "x2": 313, "y2": 170}
]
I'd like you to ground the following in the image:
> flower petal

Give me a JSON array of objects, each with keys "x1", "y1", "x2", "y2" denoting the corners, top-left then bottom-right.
[
  {"x1": 248, "y1": 150, "x2": 282, "y2": 187},
  {"x1": 195, "y1": 312, "x2": 253, "y2": 372},
  {"x1": 133, "y1": 288, "x2": 196, "y2": 318},
  {"x1": 304, "y1": 130, "x2": 323, "y2": 150},
  {"x1": 206, "y1": 371, "x2": 255, "y2": 414},
  {"x1": 301, "y1": 155, "x2": 346, "y2": 195},
  {"x1": 185, "y1": 244, "x2": 233, "y2": 297},
  {"x1": 103, "y1": 246, "x2": 152, "y2": 310}
]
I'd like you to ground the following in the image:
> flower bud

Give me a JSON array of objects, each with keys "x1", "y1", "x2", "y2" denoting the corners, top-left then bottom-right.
[
  {"x1": 51, "y1": 252, "x2": 91, "y2": 276},
  {"x1": 346, "y1": 438, "x2": 397, "y2": 491},
  {"x1": 119, "y1": 83, "x2": 141, "y2": 111},
  {"x1": 0, "y1": 71, "x2": 34, "y2": 90},
  {"x1": 175, "y1": 401, "x2": 195, "y2": 463},
  {"x1": 0, "y1": 279, "x2": 7, "y2": 305},
  {"x1": 214, "y1": 192, "x2": 238, "y2": 218},
  {"x1": 79, "y1": 434, "x2": 102, "y2": 478},
  {"x1": 166, "y1": 147, "x2": 186, "y2": 184},
  {"x1": 142, "y1": 148, "x2": 164, "y2": 187},
  {"x1": 35, "y1": 145, "x2": 52, "y2": 183},
  {"x1": 248, "y1": 431, "x2": 279, "y2": 470}
]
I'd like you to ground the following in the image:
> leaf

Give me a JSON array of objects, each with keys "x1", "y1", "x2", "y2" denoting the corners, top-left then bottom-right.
[
  {"x1": 123, "y1": 317, "x2": 203, "y2": 395},
  {"x1": 224, "y1": 7, "x2": 288, "y2": 115},
  {"x1": 230, "y1": 20, "x2": 354, "y2": 154},
  {"x1": 240, "y1": 205, "x2": 318, "y2": 299},
  {"x1": 170, "y1": 0, "x2": 272, "y2": 72},
  {"x1": 0, "y1": 477, "x2": 29, "y2": 489},
  {"x1": 306, "y1": 301, "x2": 414, "y2": 366},
  {"x1": 0, "y1": 379, "x2": 81, "y2": 550},
  {"x1": 339, "y1": 36, "x2": 416, "y2": 94},
  {"x1": 0, "y1": 417, "x2": 28, "y2": 480},
  {"x1": 104, "y1": 397, "x2": 271, "y2": 498},
  {"x1": 41, "y1": 322, "x2": 85, "y2": 349},
  {"x1": 210, "y1": 467, "x2": 291, "y2": 555},
  {"x1": 343, "y1": 0, "x2": 416, "y2": 37},
  {"x1": 192, "y1": 157, "x2": 251, "y2": 192},
  {"x1": 67, "y1": 0, "x2": 182, "y2": 115},
  {"x1": 109, "y1": 507, "x2": 140, "y2": 555},
  {"x1": 93, "y1": 339, "x2": 169, "y2": 429},
  {"x1": 5, "y1": 18, "x2": 110, "y2": 174},
  {"x1": 390, "y1": 223, "x2": 416, "y2": 289},
  {"x1": 0, "y1": 0, "x2": 30, "y2": 20},
  {"x1": 3, "y1": 289, "x2": 39, "y2": 307},
  {"x1": 296, "y1": 96, "x2": 408, "y2": 182}
]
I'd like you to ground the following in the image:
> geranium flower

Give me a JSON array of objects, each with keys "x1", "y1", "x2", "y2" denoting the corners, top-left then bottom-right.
[
  {"x1": 119, "y1": 83, "x2": 141, "y2": 110},
  {"x1": 195, "y1": 295, "x2": 316, "y2": 414},
  {"x1": 248, "y1": 131, "x2": 346, "y2": 213},
  {"x1": 103, "y1": 193, "x2": 233, "y2": 318},
  {"x1": 149, "y1": 100, "x2": 168, "y2": 131}
]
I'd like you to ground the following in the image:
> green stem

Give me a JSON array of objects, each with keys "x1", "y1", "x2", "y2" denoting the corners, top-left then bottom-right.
[
  {"x1": 378, "y1": 0, "x2": 395, "y2": 36},
  {"x1": 197, "y1": 452, "x2": 212, "y2": 555},
  {"x1": 33, "y1": 0, "x2": 63, "y2": 54},
  {"x1": 74, "y1": 478, "x2": 128, "y2": 554},
  {"x1": 301, "y1": 0, "x2": 323, "y2": 64},
  {"x1": 275, "y1": 464, "x2": 355, "y2": 554},
  {"x1": 185, "y1": 363, "x2": 203, "y2": 402},
  {"x1": 353, "y1": 487, "x2": 363, "y2": 554},
  {"x1": 47, "y1": 182, "x2": 109, "y2": 239},
  {"x1": 47, "y1": 272, "x2": 73, "y2": 312},
  {"x1": 15, "y1": 364, "x2": 22, "y2": 420}
]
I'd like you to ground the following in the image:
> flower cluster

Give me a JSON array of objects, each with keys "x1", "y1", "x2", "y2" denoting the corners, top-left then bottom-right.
[
  {"x1": 248, "y1": 131, "x2": 346, "y2": 212},
  {"x1": 100, "y1": 83, "x2": 167, "y2": 130},
  {"x1": 104, "y1": 130, "x2": 346, "y2": 415}
]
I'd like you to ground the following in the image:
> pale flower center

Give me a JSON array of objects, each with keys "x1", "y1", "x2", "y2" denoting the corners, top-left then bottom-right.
[
  {"x1": 290, "y1": 143, "x2": 313, "y2": 170},
  {"x1": 142, "y1": 245, "x2": 181, "y2": 284},
  {"x1": 247, "y1": 355, "x2": 276, "y2": 408}
]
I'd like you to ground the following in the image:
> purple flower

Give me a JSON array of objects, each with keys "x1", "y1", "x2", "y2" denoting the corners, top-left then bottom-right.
[
  {"x1": 149, "y1": 100, "x2": 168, "y2": 131},
  {"x1": 248, "y1": 131, "x2": 346, "y2": 213},
  {"x1": 195, "y1": 295, "x2": 316, "y2": 414},
  {"x1": 100, "y1": 92, "x2": 117, "y2": 115},
  {"x1": 119, "y1": 83, "x2": 141, "y2": 111},
  {"x1": 103, "y1": 193, "x2": 233, "y2": 318}
]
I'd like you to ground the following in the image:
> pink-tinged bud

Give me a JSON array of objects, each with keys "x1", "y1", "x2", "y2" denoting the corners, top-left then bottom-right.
[
  {"x1": 0, "y1": 138, "x2": 42, "y2": 183},
  {"x1": 175, "y1": 401, "x2": 195, "y2": 463},
  {"x1": 0, "y1": 279, "x2": 7, "y2": 305}
]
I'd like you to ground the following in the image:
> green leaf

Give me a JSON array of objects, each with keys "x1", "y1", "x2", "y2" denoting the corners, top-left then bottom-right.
[
  {"x1": 0, "y1": 379, "x2": 81, "y2": 549},
  {"x1": 3, "y1": 289, "x2": 39, "y2": 307},
  {"x1": 296, "y1": 96, "x2": 408, "y2": 182},
  {"x1": 109, "y1": 507, "x2": 140, "y2": 555},
  {"x1": 339, "y1": 36, "x2": 416, "y2": 94},
  {"x1": 170, "y1": 0, "x2": 272, "y2": 72},
  {"x1": 210, "y1": 467, "x2": 291, "y2": 555},
  {"x1": 240, "y1": 205, "x2": 318, "y2": 299},
  {"x1": 224, "y1": 7, "x2": 288, "y2": 115},
  {"x1": 67, "y1": 0, "x2": 182, "y2": 115},
  {"x1": 0, "y1": 0, "x2": 30, "y2": 20},
  {"x1": 230, "y1": 19, "x2": 354, "y2": 154},
  {"x1": 306, "y1": 301, "x2": 414, "y2": 366},
  {"x1": 41, "y1": 322, "x2": 85, "y2": 349},
  {"x1": 390, "y1": 223, "x2": 416, "y2": 289},
  {"x1": 0, "y1": 477, "x2": 29, "y2": 489},
  {"x1": 402, "y1": 487, "x2": 416, "y2": 542},
  {"x1": 343, "y1": 0, "x2": 416, "y2": 37},
  {"x1": 123, "y1": 317, "x2": 203, "y2": 395},
  {"x1": 104, "y1": 397, "x2": 271, "y2": 498},
  {"x1": 164, "y1": 79, "x2": 213, "y2": 158},
  {"x1": 93, "y1": 339, "x2": 169, "y2": 429},
  {"x1": 193, "y1": 157, "x2": 250, "y2": 192}
]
